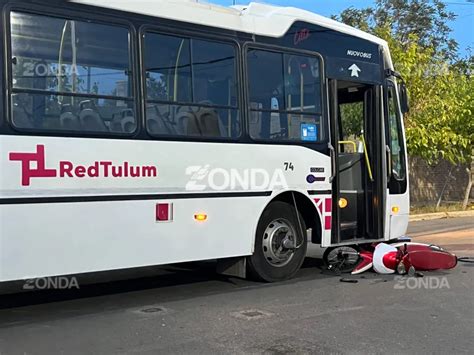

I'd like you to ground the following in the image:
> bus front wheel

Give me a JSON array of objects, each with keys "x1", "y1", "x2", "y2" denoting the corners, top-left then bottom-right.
[{"x1": 248, "y1": 201, "x2": 307, "y2": 282}]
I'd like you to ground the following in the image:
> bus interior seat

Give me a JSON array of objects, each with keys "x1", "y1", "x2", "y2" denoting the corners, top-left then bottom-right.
[
  {"x1": 111, "y1": 109, "x2": 136, "y2": 133},
  {"x1": 146, "y1": 105, "x2": 177, "y2": 135},
  {"x1": 249, "y1": 102, "x2": 264, "y2": 138},
  {"x1": 195, "y1": 106, "x2": 221, "y2": 137},
  {"x1": 178, "y1": 109, "x2": 199, "y2": 136},
  {"x1": 60, "y1": 104, "x2": 80, "y2": 131},
  {"x1": 12, "y1": 104, "x2": 34, "y2": 129},
  {"x1": 79, "y1": 100, "x2": 107, "y2": 132},
  {"x1": 146, "y1": 105, "x2": 159, "y2": 134},
  {"x1": 110, "y1": 112, "x2": 123, "y2": 133},
  {"x1": 121, "y1": 110, "x2": 136, "y2": 133}
]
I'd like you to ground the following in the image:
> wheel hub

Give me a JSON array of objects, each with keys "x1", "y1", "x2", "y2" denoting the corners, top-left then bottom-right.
[{"x1": 262, "y1": 219, "x2": 297, "y2": 267}]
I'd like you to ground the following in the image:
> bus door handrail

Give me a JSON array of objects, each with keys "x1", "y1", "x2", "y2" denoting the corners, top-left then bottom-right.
[
  {"x1": 338, "y1": 140, "x2": 357, "y2": 152},
  {"x1": 360, "y1": 135, "x2": 374, "y2": 182}
]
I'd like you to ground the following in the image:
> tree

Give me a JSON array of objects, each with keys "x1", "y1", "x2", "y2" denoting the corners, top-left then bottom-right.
[
  {"x1": 334, "y1": 0, "x2": 458, "y2": 60},
  {"x1": 335, "y1": 0, "x2": 473, "y2": 207},
  {"x1": 463, "y1": 149, "x2": 473, "y2": 210}
]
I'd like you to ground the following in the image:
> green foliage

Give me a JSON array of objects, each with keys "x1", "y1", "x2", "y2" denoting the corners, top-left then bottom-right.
[
  {"x1": 334, "y1": 0, "x2": 458, "y2": 60},
  {"x1": 334, "y1": 0, "x2": 473, "y2": 165},
  {"x1": 340, "y1": 101, "x2": 364, "y2": 137}
]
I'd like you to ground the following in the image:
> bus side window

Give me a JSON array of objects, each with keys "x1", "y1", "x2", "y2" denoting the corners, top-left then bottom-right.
[
  {"x1": 246, "y1": 48, "x2": 324, "y2": 142},
  {"x1": 143, "y1": 32, "x2": 240, "y2": 139},
  {"x1": 9, "y1": 12, "x2": 135, "y2": 135},
  {"x1": 0, "y1": 46, "x2": 4, "y2": 129}
]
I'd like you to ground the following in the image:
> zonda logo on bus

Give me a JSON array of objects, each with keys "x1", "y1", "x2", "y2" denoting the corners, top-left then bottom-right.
[{"x1": 9, "y1": 145, "x2": 158, "y2": 186}]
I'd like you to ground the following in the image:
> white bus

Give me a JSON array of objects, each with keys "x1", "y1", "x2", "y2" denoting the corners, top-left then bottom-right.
[{"x1": 0, "y1": 0, "x2": 409, "y2": 285}]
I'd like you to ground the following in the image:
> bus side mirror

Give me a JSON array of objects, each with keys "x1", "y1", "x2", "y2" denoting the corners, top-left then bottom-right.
[{"x1": 398, "y1": 82, "x2": 409, "y2": 114}]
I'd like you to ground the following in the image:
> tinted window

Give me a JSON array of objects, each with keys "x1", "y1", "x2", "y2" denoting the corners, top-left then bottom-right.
[
  {"x1": 145, "y1": 34, "x2": 191, "y2": 102},
  {"x1": 247, "y1": 49, "x2": 323, "y2": 142},
  {"x1": 0, "y1": 23, "x2": 3, "y2": 128},
  {"x1": 10, "y1": 12, "x2": 135, "y2": 134},
  {"x1": 192, "y1": 39, "x2": 237, "y2": 107},
  {"x1": 248, "y1": 50, "x2": 284, "y2": 111},
  {"x1": 284, "y1": 54, "x2": 321, "y2": 113},
  {"x1": 144, "y1": 32, "x2": 240, "y2": 138},
  {"x1": 388, "y1": 84, "x2": 406, "y2": 180}
]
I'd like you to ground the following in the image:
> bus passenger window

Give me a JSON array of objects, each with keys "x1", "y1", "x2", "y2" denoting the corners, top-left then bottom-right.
[
  {"x1": 247, "y1": 49, "x2": 324, "y2": 142},
  {"x1": 9, "y1": 12, "x2": 136, "y2": 134},
  {"x1": 144, "y1": 33, "x2": 240, "y2": 139}
]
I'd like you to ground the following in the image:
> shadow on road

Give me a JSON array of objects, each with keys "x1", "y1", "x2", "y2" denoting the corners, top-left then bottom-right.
[{"x1": 0, "y1": 258, "x2": 327, "y2": 311}]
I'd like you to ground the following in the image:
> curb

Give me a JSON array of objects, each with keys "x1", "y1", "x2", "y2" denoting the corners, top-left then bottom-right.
[{"x1": 410, "y1": 210, "x2": 474, "y2": 222}]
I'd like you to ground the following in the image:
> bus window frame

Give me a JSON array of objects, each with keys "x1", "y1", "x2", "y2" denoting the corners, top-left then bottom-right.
[
  {"x1": 3, "y1": 3, "x2": 140, "y2": 139},
  {"x1": 139, "y1": 24, "x2": 244, "y2": 142},
  {"x1": 243, "y1": 42, "x2": 328, "y2": 146}
]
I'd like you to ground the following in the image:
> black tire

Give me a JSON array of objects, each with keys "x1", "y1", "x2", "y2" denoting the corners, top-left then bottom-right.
[
  {"x1": 323, "y1": 245, "x2": 361, "y2": 273},
  {"x1": 247, "y1": 201, "x2": 307, "y2": 282}
]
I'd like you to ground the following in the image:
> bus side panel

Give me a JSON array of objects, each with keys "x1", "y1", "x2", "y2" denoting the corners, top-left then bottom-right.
[
  {"x1": 388, "y1": 157, "x2": 410, "y2": 239},
  {"x1": 0, "y1": 198, "x2": 263, "y2": 282},
  {"x1": 0, "y1": 136, "x2": 331, "y2": 282}
]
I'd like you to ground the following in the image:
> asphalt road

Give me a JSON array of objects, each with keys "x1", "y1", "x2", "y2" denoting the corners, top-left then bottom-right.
[
  {"x1": 0, "y1": 218, "x2": 473, "y2": 354},
  {"x1": 408, "y1": 216, "x2": 474, "y2": 237}
]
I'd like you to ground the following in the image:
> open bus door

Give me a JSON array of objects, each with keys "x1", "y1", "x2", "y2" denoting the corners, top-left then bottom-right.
[{"x1": 326, "y1": 79, "x2": 387, "y2": 246}]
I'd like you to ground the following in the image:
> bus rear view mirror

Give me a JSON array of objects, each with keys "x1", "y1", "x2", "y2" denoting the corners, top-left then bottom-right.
[{"x1": 398, "y1": 82, "x2": 409, "y2": 114}]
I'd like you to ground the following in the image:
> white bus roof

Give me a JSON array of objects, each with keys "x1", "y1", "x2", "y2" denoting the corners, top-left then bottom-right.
[{"x1": 72, "y1": 0, "x2": 393, "y2": 68}]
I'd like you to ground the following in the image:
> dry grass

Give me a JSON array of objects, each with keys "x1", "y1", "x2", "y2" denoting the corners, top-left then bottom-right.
[{"x1": 411, "y1": 201, "x2": 474, "y2": 214}]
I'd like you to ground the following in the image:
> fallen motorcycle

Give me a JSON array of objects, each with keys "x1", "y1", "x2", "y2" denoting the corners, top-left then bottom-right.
[{"x1": 323, "y1": 241, "x2": 458, "y2": 275}]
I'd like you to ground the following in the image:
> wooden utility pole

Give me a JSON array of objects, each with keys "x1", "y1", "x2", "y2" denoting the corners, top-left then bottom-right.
[{"x1": 462, "y1": 148, "x2": 474, "y2": 210}]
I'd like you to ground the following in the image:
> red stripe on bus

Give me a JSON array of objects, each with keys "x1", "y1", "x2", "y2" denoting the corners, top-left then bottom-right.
[
  {"x1": 325, "y1": 216, "x2": 332, "y2": 230},
  {"x1": 325, "y1": 198, "x2": 332, "y2": 213}
]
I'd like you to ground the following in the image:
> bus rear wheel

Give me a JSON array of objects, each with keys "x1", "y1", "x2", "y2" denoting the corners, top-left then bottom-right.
[{"x1": 248, "y1": 201, "x2": 307, "y2": 282}]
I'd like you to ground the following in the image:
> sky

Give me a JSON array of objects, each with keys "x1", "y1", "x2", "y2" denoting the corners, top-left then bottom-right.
[{"x1": 210, "y1": 0, "x2": 474, "y2": 57}]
